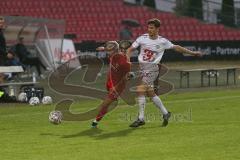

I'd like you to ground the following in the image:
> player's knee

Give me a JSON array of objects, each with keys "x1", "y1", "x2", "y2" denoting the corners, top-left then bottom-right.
[
  {"x1": 148, "y1": 92, "x2": 157, "y2": 100},
  {"x1": 137, "y1": 84, "x2": 147, "y2": 93}
]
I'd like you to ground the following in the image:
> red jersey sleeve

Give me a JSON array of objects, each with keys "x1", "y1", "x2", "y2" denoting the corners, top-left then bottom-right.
[{"x1": 112, "y1": 54, "x2": 131, "y2": 73}]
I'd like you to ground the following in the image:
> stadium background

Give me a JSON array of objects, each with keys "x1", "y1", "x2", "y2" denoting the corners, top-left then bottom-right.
[{"x1": 1, "y1": 0, "x2": 240, "y2": 88}]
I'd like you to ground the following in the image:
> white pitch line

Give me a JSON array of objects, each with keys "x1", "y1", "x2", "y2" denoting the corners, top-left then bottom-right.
[
  {"x1": 117, "y1": 94, "x2": 240, "y2": 107},
  {"x1": 163, "y1": 95, "x2": 240, "y2": 104}
]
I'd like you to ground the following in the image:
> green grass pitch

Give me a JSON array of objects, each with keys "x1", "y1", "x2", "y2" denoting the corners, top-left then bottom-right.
[{"x1": 0, "y1": 88, "x2": 240, "y2": 160}]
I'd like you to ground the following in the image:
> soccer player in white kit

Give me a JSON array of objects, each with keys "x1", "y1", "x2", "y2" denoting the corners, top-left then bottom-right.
[{"x1": 127, "y1": 18, "x2": 202, "y2": 127}]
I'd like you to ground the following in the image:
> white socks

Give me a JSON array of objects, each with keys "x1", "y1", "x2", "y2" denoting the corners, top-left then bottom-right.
[
  {"x1": 137, "y1": 95, "x2": 168, "y2": 121},
  {"x1": 151, "y1": 95, "x2": 168, "y2": 115},
  {"x1": 138, "y1": 96, "x2": 146, "y2": 121}
]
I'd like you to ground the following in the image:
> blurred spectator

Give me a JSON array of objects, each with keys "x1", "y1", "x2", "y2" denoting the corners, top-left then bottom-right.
[
  {"x1": 0, "y1": 16, "x2": 6, "y2": 66},
  {"x1": 3, "y1": 51, "x2": 22, "y2": 80},
  {"x1": 0, "y1": 74, "x2": 4, "y2": 83},
  {"x1": 119, "y1": 25, "x2": 133, "y2": 40},
  {"x1": 136, "y1": 0, "x2": 142, "y2": 5},
  {"x1": 5, "y1": 51, "x2": 22, "y2": 66},
  {"x1": 0, "y1": 16, "x2": 6, "y2": 83},
  {"x1": 143, "y1": 0, "x2": 156, "y2": 8},
  {"x1": 15, "y1": 37, "x2": 46, "y2": 77}
]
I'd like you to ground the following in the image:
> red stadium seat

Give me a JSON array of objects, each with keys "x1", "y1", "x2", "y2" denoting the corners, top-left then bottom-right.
[{"x1": 1, "y1": 0, "x2": 240, "y2": 42}]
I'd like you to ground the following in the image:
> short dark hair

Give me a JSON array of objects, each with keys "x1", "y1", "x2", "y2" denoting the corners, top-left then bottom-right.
[
  {"x1": 147, "y1": 18, "x2": 161, "y2": 28},
  {"x1": 119, "y1": 40, "x2": 131, "y2": 50}
]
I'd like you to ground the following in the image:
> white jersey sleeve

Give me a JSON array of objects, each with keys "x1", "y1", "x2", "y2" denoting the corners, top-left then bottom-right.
[
  {"x1": 132, "y1": 36, "x2": 143, "y2": 48},
  {"x1": 162, "y1": 38, "x2": 174, "y2": 50}
]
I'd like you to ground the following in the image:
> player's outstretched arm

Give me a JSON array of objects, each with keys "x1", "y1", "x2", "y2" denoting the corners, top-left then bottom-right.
[
  {"x1": 96, "y1": 46, "x2": 105, "y2": 51},
  {"x1": 173, "y1": 45, "x2": 202, "y2": 57}
]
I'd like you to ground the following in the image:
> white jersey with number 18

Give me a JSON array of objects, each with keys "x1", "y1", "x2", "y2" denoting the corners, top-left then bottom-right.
[{"x1": 132, "y1": 33, "x2": 174, "y2": 64}]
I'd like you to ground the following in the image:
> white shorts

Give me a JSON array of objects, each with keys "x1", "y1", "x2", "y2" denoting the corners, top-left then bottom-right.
[{"x1": 140, "y1": 63, "x2": 159, "y2": 86}]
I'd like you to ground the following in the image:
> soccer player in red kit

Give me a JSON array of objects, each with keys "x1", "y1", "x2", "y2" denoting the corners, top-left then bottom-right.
[{"x1": 91, "y1": 41, "x2": 131, "y2": 128}]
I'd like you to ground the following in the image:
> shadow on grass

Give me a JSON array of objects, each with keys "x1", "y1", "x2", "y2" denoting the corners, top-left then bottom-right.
[
  {"x1": 61, "y1": 128, "x2": 135, "y2": 139},
  {"x1": 94, "y1": 128, "x2": 136, "y2": 140},
  {"x1": 40, "y1": 128, "x2": 103, "y2": 138},
  {"x1": 40, "y1": 133, "x2": 63, "y2": 137},
  {"x1": 61, "y1": 125, "x2": 159, "y2": 140},
  {"x1": 61, "y1": 128, "x2": 103, "y2": 138}
]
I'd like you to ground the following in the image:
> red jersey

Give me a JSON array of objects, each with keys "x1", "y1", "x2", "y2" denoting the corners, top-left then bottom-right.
[{"x1": 106, "y1": 53, "x2": 130, "y2": 91}]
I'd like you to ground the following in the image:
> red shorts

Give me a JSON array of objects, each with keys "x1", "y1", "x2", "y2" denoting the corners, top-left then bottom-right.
[{"x1": 106, "y1": 80, "x2": 126, "y2": 100}]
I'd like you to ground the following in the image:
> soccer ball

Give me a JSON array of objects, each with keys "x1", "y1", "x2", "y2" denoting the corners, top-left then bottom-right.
[
  {"x1": 42, "y1": 96, "x2": 53, "y2": 105},
  {"x1": 29, "y1": 97, "x2": 40, "y2": 106},
  {"x1": 49, "y1": 111, "x2": 63, "y2": 125},
  {"x1": 18, "y1": 92, "x2": 28, "y2": 102}
]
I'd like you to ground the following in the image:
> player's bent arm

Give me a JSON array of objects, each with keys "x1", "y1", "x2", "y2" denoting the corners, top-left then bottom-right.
[{"x1": 172, "y1": 45, "x2": 202, "y2": 57}]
